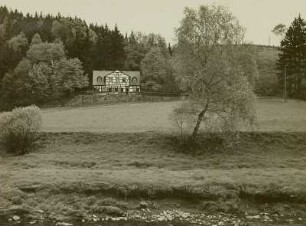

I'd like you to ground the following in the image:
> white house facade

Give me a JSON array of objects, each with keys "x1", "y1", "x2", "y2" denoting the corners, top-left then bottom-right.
[{"x1": 93, "y1": 70, "x2": 141, "y2": 94}]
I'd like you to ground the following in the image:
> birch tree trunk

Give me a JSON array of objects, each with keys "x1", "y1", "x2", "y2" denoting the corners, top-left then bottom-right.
[
  {"x1": 191, "y1": 100, "x2": 209, "y2": 141},
  {"x1": 191, "y1": 109, "x2": 206, "y2": 140}
]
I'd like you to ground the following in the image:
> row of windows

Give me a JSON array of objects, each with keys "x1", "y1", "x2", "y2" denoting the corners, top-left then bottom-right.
[
  {"x1": 96, "y1": 76, "x2": 138, "y2": 84},
  {"x1": 106, "y1": 77, "x2": 128, "y2": 82},
  {"x1": 96, "y1": 86, "x2": 140, "y2": 93}
]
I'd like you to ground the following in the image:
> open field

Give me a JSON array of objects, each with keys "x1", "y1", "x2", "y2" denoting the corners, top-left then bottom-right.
[
  {"x1": 42, "y1": 98, "x2": 306, "y2": 133},
  {"x1": 1, "y1": 131, "x2": 306, "y2": 224},
  {"x1": 2, "y1": 132, "x2": 306, "y2": 192},
  {"x1": 1, "y1": 98, "x2": 306, "y2": 225}
]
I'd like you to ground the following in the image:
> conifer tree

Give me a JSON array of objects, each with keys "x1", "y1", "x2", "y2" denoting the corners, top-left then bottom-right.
[{"x1": 277, "y1": 15, "x2": 306, "y2": 97}]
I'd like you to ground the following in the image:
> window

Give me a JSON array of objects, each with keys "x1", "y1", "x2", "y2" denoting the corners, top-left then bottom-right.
[
  {"x1": 131, "y1": 77, "x2": 137, "y2": 84},
  {"x1": 122, "y1": 78, "x2": 126, "y2": 83},
  {"x1": 97, "y1": 76, "x2": 103, "y2": 83}
]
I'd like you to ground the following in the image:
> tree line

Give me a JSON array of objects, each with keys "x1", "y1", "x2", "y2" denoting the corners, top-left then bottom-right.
[
  {"x1": 0, "y1": 6, "x2": 177, "y2": 110},
  {"x1": 276, "y1": 14, "x2": 306, "y2": 98},
  {"x1": 0, "y1": 4, "x2": 260, "y2": 151},
  {"x1": 1, "y1": 3, "x2": 305, "y2": 115}
]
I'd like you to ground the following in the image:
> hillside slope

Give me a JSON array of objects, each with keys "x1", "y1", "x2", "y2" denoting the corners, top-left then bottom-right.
[{"x1": 254, "y1": 45, "x2": 281, "y2": 96}]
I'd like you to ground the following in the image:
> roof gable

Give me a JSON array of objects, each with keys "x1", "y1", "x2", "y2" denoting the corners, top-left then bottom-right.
[{"x1": 93, "y1": 70, "x2": 140, "y2": 86}]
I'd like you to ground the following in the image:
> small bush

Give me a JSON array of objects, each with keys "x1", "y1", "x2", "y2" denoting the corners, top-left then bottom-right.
[
  {"x1": 0, "y1": 105, "x2": 42, "y2": 155},
  {"x1": 170, "y1": 101, "x2": 247, "y2": 153},
  {"x1": 169, "y1": 101, "x2": 197, "y2": 143}
]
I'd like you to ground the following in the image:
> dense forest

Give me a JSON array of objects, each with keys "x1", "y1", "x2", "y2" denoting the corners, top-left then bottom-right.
[{"x1": 0, "y1": 6, "x2": 177, "y2": 110}]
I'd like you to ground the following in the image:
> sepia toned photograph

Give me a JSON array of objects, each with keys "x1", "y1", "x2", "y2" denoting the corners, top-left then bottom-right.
[{"x1": 0, "y1": 0, "x2": 306, "y2": 225}]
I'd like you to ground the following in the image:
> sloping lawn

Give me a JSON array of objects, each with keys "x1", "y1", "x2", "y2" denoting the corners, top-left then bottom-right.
[{"x1": 41, "y1": 98, "x2": 306, "y2": 133}]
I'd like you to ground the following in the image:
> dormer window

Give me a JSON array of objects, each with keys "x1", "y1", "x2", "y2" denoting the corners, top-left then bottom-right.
[
  {"x1": 97, "y1": 76, "x2": 103, "y2": 83},
  {"x1": 131, "y1": 77, "x2": 137, "y2": 84}
]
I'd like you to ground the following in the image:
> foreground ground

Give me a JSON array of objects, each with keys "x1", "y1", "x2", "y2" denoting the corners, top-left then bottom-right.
[
  {"x1": 1, "y1": 98, "x2": 306, "y2": 225},
  {"x1": 42, "y1": 98, "x2": 306, "y2": 133},
  {"x1": 1, "y1": 131, "x2": 306, "y2": 225}
]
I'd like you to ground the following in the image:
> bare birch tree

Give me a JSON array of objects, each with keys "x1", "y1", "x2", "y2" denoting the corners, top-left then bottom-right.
[{"x1": 173, "y1": 5, "x2": 257, "y2": 142}]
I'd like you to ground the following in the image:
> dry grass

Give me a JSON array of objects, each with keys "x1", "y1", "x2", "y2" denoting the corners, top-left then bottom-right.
[
  {"x1": 1, "y1": 132, "x2": 306, "y2": 202},
  {"x1": 1, "y1": 98, "x2": 306, "y2": 221},
  {"x1": 255, "y1": 98, "x2": 306, "y2": 131},
  {"x1": 41, "y1": 98, "x2": 306, "y2": 133},
  {"x1": 41, "y1": 101, "x2": 181, "y2": 133}
]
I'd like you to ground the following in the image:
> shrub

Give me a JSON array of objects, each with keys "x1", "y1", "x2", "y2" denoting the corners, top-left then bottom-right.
[
  {"x1": 169, "y1": 101, "x2": 196, "y2": 143},
  {"x1": 0, "y1": 105, "x2": 42, "y2": 155},
  {"x1": 170, "y1": 100, "x2": 251, "y2": 153}
]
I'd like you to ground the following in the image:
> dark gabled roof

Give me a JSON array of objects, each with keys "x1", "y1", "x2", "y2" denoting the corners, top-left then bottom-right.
[
  {"x1": 121, "y1": 71, "x2": 140, "y2": 85},
  {"x1": 92, "y1": 71, "x2": 110, "y2": 85}
]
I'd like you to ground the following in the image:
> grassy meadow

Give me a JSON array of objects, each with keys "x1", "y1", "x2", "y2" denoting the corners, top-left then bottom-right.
[
  {"x1": 42, "y1": 97, "x2": 306, "y2": 133},
  {"x1": 1, "y1": 98, "x2": 306, "y2": 224}
]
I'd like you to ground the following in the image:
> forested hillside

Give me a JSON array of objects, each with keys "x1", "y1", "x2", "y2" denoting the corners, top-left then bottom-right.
[
  {"x1": 0, "y1": 6, "x2": 287, "y2": 111},
  {"x1": 0, "y1": 6, "x2": 178, "y2": 110},
  {"x1": 255, "y1": 46, "x2": 281, "y2": 96},
  {"x1": 0, "y1": 7, "x2": 119, "y2": 81}
]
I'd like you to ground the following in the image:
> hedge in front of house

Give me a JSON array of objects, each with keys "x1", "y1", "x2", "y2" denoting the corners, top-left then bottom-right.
[{"x1": 0, "y1": 105, "x2": 42, "y2": 155}]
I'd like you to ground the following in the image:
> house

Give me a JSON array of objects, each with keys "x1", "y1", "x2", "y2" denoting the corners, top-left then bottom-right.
[{"x1": 93, "y1": 70, "x2": 141, "y2": 94}]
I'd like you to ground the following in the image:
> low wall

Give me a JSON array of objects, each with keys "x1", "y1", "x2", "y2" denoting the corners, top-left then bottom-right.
[{"x1": 65, "y1": 93, "x2": 184, "y2": 107}]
